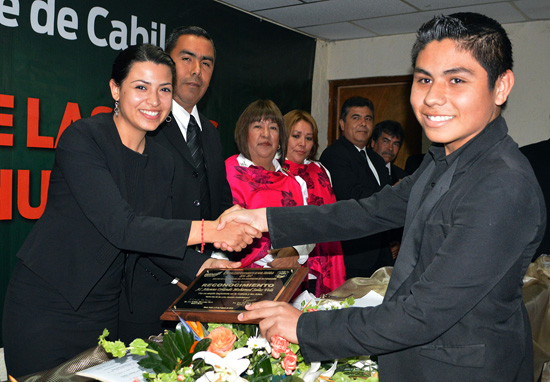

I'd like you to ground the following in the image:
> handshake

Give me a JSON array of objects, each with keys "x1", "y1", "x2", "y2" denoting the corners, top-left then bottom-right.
[
  {"x1": 211, "y1": 205, "x2": 269, "y2": 252},
  {"x1": 194, "y1": 205, "x2": 272, "y2": 275}
]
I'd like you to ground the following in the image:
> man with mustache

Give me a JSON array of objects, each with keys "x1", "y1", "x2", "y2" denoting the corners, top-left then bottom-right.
[
  {"x1": 320, "y1": 96, "x2": 393, "y2": 278},
  {"x1": 371, "y1": 120, "x2": 408, "y2": 185},
  {"x1": 118, "y1": 26, "x2": 236, "y2": 341}
]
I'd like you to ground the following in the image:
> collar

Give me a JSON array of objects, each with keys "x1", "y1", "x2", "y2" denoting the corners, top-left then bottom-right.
[
  {"x1": 171, "y1": 100, "x2": 202, "y2": 131},
  {"x1": 285, "y1": 158, "x2": 313, "y2": 165},
  {"x1": 237, "y1": 153, "x2": 284, "y2": 173},
  {"x1": 428, "y1": 116, "x2": 508, "y2": 172}
]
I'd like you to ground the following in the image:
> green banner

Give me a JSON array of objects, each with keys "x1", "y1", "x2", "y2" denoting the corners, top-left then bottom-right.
[{"x1": 0, "y1": 0, "x2": 315, "y2": 346}]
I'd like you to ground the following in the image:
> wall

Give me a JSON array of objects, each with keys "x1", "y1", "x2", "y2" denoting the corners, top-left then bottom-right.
[
  {"x1": 312, "y1": 20, "x2": 550, "y2": 153},
  {"x1": 0, "y1": 0, "x2": 315, "y2": 347}
]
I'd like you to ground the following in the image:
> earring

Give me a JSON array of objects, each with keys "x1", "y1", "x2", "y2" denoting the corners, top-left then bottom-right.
[
  {"x1": 114, "y1": 100, "x2": 119, "y2": 117},
  {"x1": 165, "y1": 115, "x2": 172, "y2": 123}
]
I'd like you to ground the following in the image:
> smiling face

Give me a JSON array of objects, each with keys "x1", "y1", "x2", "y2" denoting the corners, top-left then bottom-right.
[
  {"x1": 411, "y1": 38, "x2": 513, "y2": 155},
  {"x1": 247, "y1": 118, "x2": 280, "y2": 170},
  {"x1": 169, "y1": 34, "x2": 215, "y2": 112},
  {"x1": 286, "y1": 120, "x2": 314, "y2": 164},
  {"x1": 339, "y1": 106, "x2": 374, "y2": 149},
  {"x1": 110, "y1": 61, "x2": 173, "y2": 141},
  {"x1": 371, "y1": 132, "x2": 402, "y2": 164}
]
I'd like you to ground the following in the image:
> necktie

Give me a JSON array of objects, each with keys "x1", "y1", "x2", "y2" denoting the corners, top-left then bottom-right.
[
  {"x1": 187, "y1": 115, "x2": 211, "y2": 218},
  {"x1": 361, "y1": 149, "x2": 381, "y2": 185}
]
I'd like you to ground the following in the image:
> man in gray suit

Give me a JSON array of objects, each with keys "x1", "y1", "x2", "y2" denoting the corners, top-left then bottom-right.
[{"x1": 221, "y1": 12, "x2": 545, "y2": 381}]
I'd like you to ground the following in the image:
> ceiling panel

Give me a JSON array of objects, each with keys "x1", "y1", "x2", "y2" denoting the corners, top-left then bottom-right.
[
  {"x1": 215, "y1": 0, "x2": 550, "y2": 41},
  {"x1": 255, "y1": 0, "x2": 417, "y2": 28}
]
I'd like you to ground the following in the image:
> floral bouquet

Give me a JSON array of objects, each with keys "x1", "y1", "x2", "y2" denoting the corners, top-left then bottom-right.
[{"x1": 99, "y1": 297, "x2": 378, "y2": 382}]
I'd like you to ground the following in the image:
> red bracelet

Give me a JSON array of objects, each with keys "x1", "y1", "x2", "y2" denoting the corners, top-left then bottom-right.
[{"x1": 200, "y1": 218, "x2": 205, "y2": 254}]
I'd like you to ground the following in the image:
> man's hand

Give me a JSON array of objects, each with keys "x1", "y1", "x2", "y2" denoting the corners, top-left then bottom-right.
[
  {"x1": 238, "y1": 301, "x2": 301, "y2": 344},
  {"x1": 217, "y1": 207, "x2": 269, "y2": 232},
  {"x1": 197, "y1": 258, "x2": 242, "y2": 276},
  {"x1": 214, "y1": 207, "x2": 268, "y2": 251},
  {"x1": 268, "y1": 247, "x2": 300, "y2": 268}
]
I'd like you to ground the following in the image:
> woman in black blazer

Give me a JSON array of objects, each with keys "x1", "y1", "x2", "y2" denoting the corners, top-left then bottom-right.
[{"x1": 2, "y1": 44, "x2": 257, "y2": 377}]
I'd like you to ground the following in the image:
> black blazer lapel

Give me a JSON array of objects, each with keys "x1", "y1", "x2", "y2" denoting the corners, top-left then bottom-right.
[
  {"x1": 340, "y1": 136, "x2": 381, "y2": 190},
  {"x1": 367, "y1": 149, "x2": 391, "y2": 187},
  {"x1": 385, "y1": 157, "x2": 459, "y2": 300},
  {"x1": 161, "y1": 115, "x2": 195, "y2": 167}
]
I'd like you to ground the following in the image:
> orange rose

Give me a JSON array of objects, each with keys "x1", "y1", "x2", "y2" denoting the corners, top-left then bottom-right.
[
  {"x1": 206, "y1": 326, "x2": 236, "y2": 357},
  {"x1": 270, "y1": 335, "x2": 289, "y2": 359},
  {"x1": 281, "y1": 350, "x2": 298, "y2": 375}
]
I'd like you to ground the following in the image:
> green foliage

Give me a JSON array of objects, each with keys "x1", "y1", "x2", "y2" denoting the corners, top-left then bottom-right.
[
  {"x1": 137, "y1": 326, "x2": 212, "y2": 374},
  {"x1": 98, "y1": 329, "x2": 134, "y2": 358}
]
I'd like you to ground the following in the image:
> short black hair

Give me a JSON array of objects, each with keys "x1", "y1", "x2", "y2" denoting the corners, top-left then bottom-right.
[
  {"x1": 411, "y1": 12, "x2": 513, "y2": 90},
  {"x1": 340, "y1": 97, "x2": 375, "y2": 121},
  {"x1": 372, "y1": 120, "x2": 404, "y2": 143},
  {"x1": 111, "y1": 44, "x2": 176, "y2": 86},
  {"x1": 165, "y1": 26, "x2": 216, "y2": 59}
]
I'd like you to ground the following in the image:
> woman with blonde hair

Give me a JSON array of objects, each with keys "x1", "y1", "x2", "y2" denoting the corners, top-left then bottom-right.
[{"x1": 283, "y1": 110, "x2": 346, "y2": 296}]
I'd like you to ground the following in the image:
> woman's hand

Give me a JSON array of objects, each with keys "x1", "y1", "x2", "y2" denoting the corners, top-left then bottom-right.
[
  {"x1": 206, "y1": 219, "x2": 261, "y2": 252},
  {"x1": 268, "y1": 247, "x2": 300, "y2": 268},
  {"x1": 197, "y1": 258, "x2": 242, "y2": 275}
]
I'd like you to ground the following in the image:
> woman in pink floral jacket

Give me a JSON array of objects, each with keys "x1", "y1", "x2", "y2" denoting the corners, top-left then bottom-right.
[{"x1": 225, "y1": 100, "x2": 313, "y2": 269}]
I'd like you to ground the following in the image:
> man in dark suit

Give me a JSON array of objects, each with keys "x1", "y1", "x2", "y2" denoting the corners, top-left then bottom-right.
[
  {"x1": 320, "y1": 96, "x2": 392, "y2": 278},
  {"x1": 118, "y1": 26, "x2": 236, "y2": 341},
  {"x1": 371, "y1": 120, "x2": 408, "y2": 185},
  {"x1": 226, "y1": 12, "x2": 544, "y2": 381},
  {"x1": 371, "y1": 120, "x2": 409, "y2": 260}
]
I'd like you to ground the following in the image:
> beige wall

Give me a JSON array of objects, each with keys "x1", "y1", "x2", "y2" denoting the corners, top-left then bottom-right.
[{"x1": 312, "y1": 20, "x2": 550, "y2": 154}]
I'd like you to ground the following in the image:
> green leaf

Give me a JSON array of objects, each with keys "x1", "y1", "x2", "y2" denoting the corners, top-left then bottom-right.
[
  {"x1": 129, "y1": 338, "x2": 148, "y2": 356},
  {"x1": 254, "y1": 355, "x2": 273, "y2": 378},
  {"x1": 161, "y1": 331, "x2": 179, "y2": 361},
  {"x1": 106, "y1": 340, "x2": 127, "y2": 358},
  {"x1": 174, "y1": 326, "x2": 190, "y2": 354},
  {"x1": 138, "y1": 341, "x2": 173, "y2": 374}
]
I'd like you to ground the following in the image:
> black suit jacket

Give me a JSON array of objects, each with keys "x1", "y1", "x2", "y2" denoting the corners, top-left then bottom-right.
[
  {"x1": 119, "y1": 112, "x2": 233, "y2": 340},
  {"x1": 268, "y1": 117, "x2": 544, "y2": 381},
  {"x1": 16, "y1": 113, "x2": 198, "y2": 311},
  {"x1": 320, "y1": 135, "x2": 393, "y2": 276},
  {"x1": 148, "y1": 113, "x2": 233, "y2": 221}
]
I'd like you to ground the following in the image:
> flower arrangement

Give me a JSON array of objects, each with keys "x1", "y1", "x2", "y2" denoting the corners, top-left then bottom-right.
[{"x1": 99, "y1": 296, "x2": 378, "y2": 382}]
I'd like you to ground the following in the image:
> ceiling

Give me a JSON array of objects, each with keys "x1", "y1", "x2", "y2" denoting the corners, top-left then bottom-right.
[{"x1": 214, "y1": 0, "x2": 550, "y2": 41}]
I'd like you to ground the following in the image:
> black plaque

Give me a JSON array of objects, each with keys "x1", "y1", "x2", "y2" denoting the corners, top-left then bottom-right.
[{"x1": 162, "y1": 267, "x2": 308, "y2": 324}]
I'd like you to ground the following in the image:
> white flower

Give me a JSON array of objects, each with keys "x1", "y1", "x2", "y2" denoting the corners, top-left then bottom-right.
[
  {"x1": 301, "y1": 360, "x2": 338, "y2": 382},
  {"x1": 246, "y1": 336, "x2": 271, "y2": 352},
  {"x1": 193, "y1": 348, "x2": 253, "y2": 382}
]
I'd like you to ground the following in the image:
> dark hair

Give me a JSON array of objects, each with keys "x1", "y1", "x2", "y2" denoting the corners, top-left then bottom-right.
[
  {"x1": 372, "y1": 120, "x2": 405, "y2": 144},
  {"x1": 234, "y1": 100, "x2": 287, "y2": 166},
  {"x1": 165, "y1": 25, "x2": 216, "y2": 59},
  {"x1": 411, "y1": 12, "x2": 513, "y2": 90},
  {"x1": 111, "y1": 44, "x2": 176, "y2": 86},
  {"x1": 284, "y1": 110, "x2": 319, "y2": 160},
  {"x1": 340, "y1": 97, "x2": 375, "y2": 121}
]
